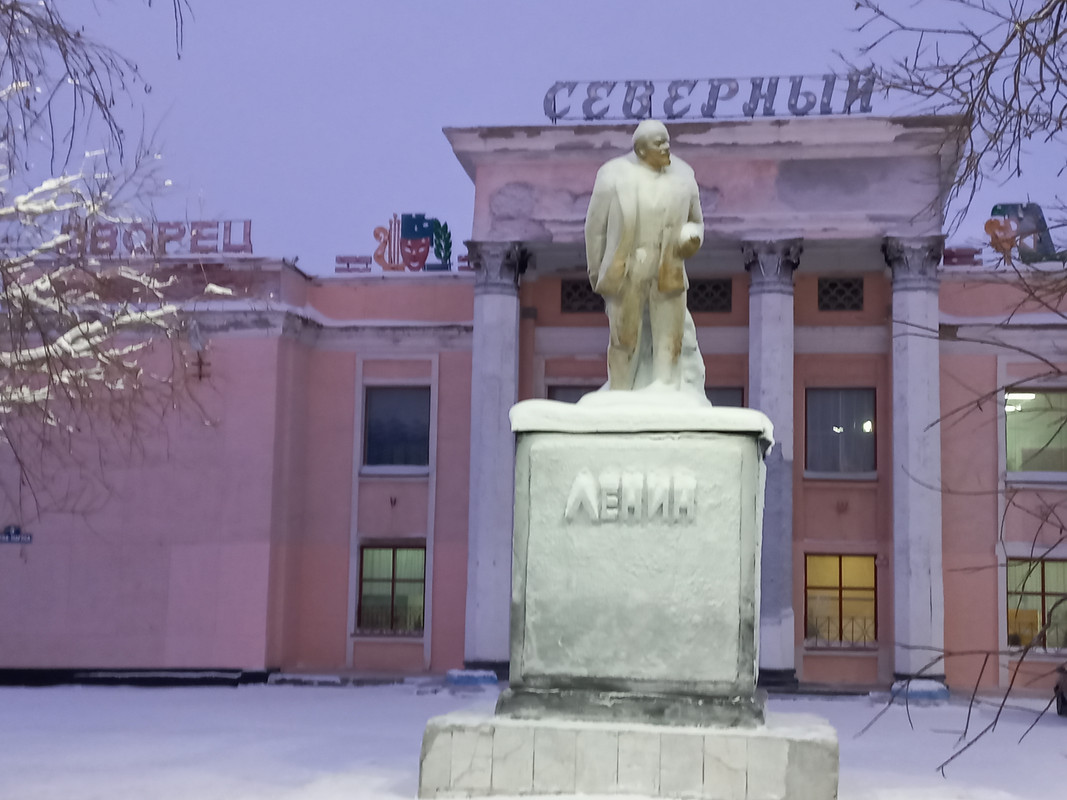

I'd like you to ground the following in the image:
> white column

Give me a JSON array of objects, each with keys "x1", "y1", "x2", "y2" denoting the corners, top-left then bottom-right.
[
  {"x1": 884, "y1": 236, "x2": 945, "y2": 679},
  {"x1": 743, "y1": 239, "x2": 802, "y2": 686},
  {"x1": 464, "y1": 241, "x2": 522, "y2": 669}
]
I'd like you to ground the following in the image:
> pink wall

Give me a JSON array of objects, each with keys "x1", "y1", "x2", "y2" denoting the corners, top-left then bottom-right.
[
  {"x1": 429, "y1": 349, "x2": 473, "y2": 671},
  {"x1": 0, "y1": 336, "x2": 283, "y2": 669},
  {"x1": 939, "y1": 353, "x2": 1001, "y2": 688},
  {"x1": 306, "y1": 279, "x2": 473, "y2": 323},
  {"x1": 278, "y1": 348, "x2": 357, "y2": 669}
]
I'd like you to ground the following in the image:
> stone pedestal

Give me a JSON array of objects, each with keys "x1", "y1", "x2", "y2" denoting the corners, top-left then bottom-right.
[
  {"x1": 422, "y1": 393, "x2": 839, "y2": 798},
  {"x1": 420, "y1": 711, "x2": 838, "y2": 799},
  {"x1": 499, "y1": 394, "x2": 771, "y2": 727}
]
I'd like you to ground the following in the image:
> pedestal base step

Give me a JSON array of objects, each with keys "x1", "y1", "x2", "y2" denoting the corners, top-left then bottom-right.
[{"x1": 419, "y1": 710, "x2": 838, "y2": 799}]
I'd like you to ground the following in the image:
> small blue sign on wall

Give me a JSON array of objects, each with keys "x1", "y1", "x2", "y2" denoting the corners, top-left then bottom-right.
[{"x1": 1, "y1": 525, "x2": 31, "y2": 544}]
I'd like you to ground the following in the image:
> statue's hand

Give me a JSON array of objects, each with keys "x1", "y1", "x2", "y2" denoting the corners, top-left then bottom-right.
[
  {"x1": 676, "y1": 221, "x2": 703, "y2": 259},
  {"x1": 677, "y1": 231, "x2": 701, "y2": 259}
]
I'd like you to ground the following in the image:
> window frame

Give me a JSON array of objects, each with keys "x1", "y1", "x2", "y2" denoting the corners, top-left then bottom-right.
[
  {"x1": 1006, "y1": 558, "x2": 1067, "y2": 651},
  {"x1": 361, "y1": 384, "x2": 432, "y2": 474},
  {"x1": 803, "y1": 553, "x2": 878, "y2": 650},
  {"x1": 355, "y1": 543, "x2": 427, "y2": 637},
  {"x1": 804, "y1": 387, "x2": 878, "y2": 480},
  {"x1": 1004, "y1": 387, "x2": 1067, "y2": 482}
]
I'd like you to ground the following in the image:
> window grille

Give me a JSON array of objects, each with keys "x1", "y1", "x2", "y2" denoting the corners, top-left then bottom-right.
[
  {"x1": 817, "y1": 277, "x2": 864, "y2": 311},
  {"x1": 358, "y1": 546, "x2": 426, "y2": 635},
  {"x1": 805, "y1": 554, "x2": 877, "y2": 647},
  {"x1": 1006, "y1": 559, "x2": 1067, "y2": 649},
  {"x1": 560, "y1": 280, "x2": 604, "y2": 313},
  {"x1": 687, "y1": 279, "x2": 732, "y2": 313}
]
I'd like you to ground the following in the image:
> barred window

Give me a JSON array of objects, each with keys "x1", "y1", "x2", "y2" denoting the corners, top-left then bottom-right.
[
  {"x1": 358, "y1": 546, "x2": 426, "y2": 635},
  {"x1": 1007, "y1": 559, "x2": 1067, "y2": 649},
  {"x1": 687, "y1": 279, "x2": 732, "y2": 313},
  {"x1": 560, "y1": 280, "x2": 605, "y2": 313},
  {"x1": 817, "y1": 277, "x2": 864, "y2": 311},
  {"x1": 805, "y1": 554, "x2": 877, "y2": 648}
]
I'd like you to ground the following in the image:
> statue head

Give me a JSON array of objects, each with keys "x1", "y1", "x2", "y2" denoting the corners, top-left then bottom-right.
[{"x1": 632, "y1": 119, "x2": 671, "y2": 170}]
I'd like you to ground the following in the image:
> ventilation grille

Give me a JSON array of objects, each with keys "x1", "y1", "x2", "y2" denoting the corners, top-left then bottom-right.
[
  {"x1": 817, "y1": 277, "x2": 864, "y2": 311},
  {"x1": 562, "y1": 277, "x2": 733, "y2": 313},
  {"x1": 688, "y1": 279, "x2": 732, "y2": 313},
  {"x1": 561, "y1": 280, "x2": 605, "y2": 313}
]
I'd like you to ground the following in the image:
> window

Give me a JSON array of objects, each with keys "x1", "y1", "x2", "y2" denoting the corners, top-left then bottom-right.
[
  {"x1": 357, "y1": 546, "x2": 426, "y2": 635},
  {"x1": 1007, "y1": 559, "x2": 1067, "y2": 649},
  {"x1": 805, "y1": 388, "x2": 876, "y2": 473},
  {"x1": 805, "y1": 554, "x2": 877, "y2": 647},
  {"x1": 547, "y1": 385, "x2": 599, "y2": 403},
  {"x1": 817, "y1": 277, "x2": 864, "y2": 311},
  {"x1": 1005, "y1": 390, "x2": 1067, "y2": 472},
  {"x1": 687, "y1": 279, "x2": 732, "y2": 313},
  {"x1": 363, "y1": 387, "x2": 430, "y2": 466},
  {"x1": 705, "y1": 386, "x2": 745, "y2": 407},
  {"x1": 560, "y1": 280, "x2": 605, "y2": 313}
]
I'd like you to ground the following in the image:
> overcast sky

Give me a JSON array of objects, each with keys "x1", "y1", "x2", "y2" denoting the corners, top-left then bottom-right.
[{"x1": 65, "y1": 1, "x2": 1059, "y2": 273}]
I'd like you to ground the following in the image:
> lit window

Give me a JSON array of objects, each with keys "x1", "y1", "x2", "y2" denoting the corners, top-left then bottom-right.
[
  {"x1": 706, "y1": 386, "x2": 745, "y2": 407},
  {"x1": 358, "y1": 546, "x2": 426, "y2": 635},
  {"x1": 805, "y1": 554, "x2": 877, "y2": 647},
  {"x1": 547, "y1": 385, "x2": 599, "y2": 403},
  {"x1": 1005, "y1": 390, "x2": 1067, "y2": 472},
  {"x1": 805, "y1": 388, "x2": 876, "y2": 473},
  {"x1": 364, "y1": 387, "x2": 430, "y2": 466},
  {"x1": 1007, "y1": 559, "x2": 1067, "y2": 649}
]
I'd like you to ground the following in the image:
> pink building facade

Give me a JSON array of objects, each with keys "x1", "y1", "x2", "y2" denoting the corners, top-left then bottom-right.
[{"x1": 2, "y1": 116, "x2": 1065, "y2": 693}]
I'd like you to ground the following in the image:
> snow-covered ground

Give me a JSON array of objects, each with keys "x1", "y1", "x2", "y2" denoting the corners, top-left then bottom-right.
[{"x1": 0, "y1": 681, "x2": 1063, "y2": 800}]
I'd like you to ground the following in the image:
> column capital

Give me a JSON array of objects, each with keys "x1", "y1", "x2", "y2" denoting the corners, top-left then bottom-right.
[
  {"x1": 882, "y1": 236, "x2": 943, "y2": 291},
  {"x1": 466, "y1": 240, "x2": 531, "y2": 296},
  {"x1": 742, "y1": 239, "x2": 803, "y2": 294}
]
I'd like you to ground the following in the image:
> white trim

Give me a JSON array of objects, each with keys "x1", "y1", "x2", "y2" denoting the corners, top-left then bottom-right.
[
  {"x1": 534, "y1": 326, "x2": 607, "y2": 356},
  {"x1": 359, "y1": 465, "x2": 431, "y2": 478},
  {"x1": 1004, "y1": 472, "x2": 1067, "y2": 488},
  {"x1": 345, "y1": 357, "x2": 365, "y2": 667},
  {"x1": 533, "y1": 326, "x2": 753, "y2": 356},
  {"x1": 995, "y1": 357, "x2": 1010, "y2": 685},
  {"x1": 424, "y1": 355, "x2": 440, "y2": 671},
  {"x1": 532, "y1": 355, "x2": 546, "y2": 400},
  {"x1": 350, "y1": 634, "x2": 426, "y2": 643},
  {"x1": 803, "y1": 471, "x2": 879, "y2": 482},
  {"x1": 940, "y1": 311, "x2": 1067, "y2": 327},
  {"x1": 795, "y1": 326, "x2": 889, "y2": 354},
  {"x1": 1005, "y1": 374, "x2": 1067, "y2": 390},
  {"x1": 695, "y1": 327, "x2": 749, "y2": 355},
  {"x1": 1003, "y1": 541, "x2": 1067, "y2": 560}
]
